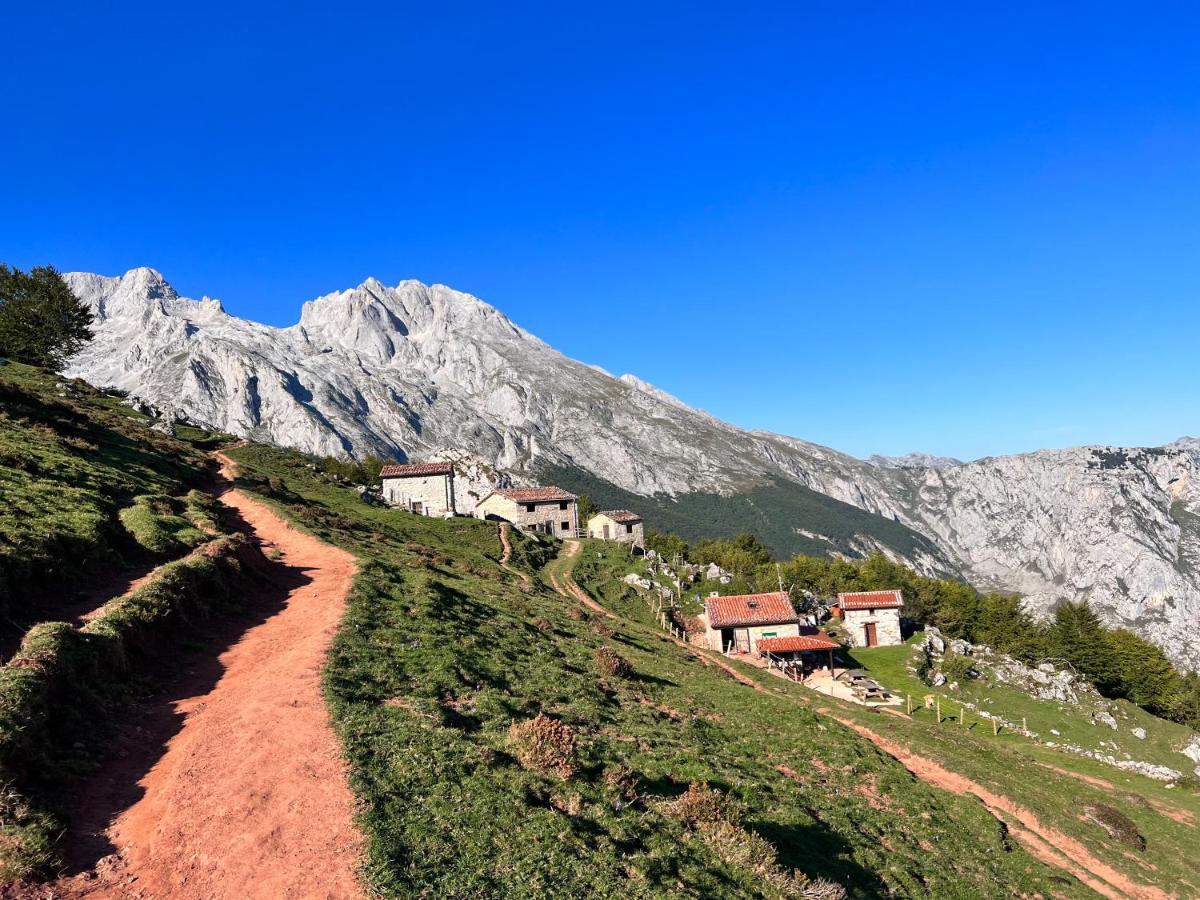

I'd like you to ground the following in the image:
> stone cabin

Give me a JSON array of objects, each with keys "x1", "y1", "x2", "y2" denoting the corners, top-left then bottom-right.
[
  {"x1": 587, "y1": 510, "x2": 644, "y2": 546},
  {"x1": 380, "y1": 462, "x2": 456, "y2": 517},
  {"x1": 836, "y1": 589, "x2": 904, "y2": 647},
  {"x1": 475, "y1": 486, "x2": 579, "y2": 537},
  {"x1": 702, "y1": 591, "x2": 801, "y2": 655}
]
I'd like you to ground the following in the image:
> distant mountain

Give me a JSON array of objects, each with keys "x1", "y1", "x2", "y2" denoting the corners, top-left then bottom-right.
[
  {"x1": 868, "y1": 452, "x2": 964, "y2": 470},
  {"x1": 64, "y1": 269, "x2": 1200, "y2": 670}
]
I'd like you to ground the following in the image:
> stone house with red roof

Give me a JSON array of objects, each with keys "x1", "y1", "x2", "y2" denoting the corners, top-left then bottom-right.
[
  {"x1": 380, "y1": 461, "x2": 456, "y2": 517},
  {"x1": 475, "y1": 486, "x2": 579, "y2": 537},
  {"x1": 701, "y1": 591, "x2": 802, "y2": 654},
  {"x1": 837, "y1": 589, "x2": 904, "y2": 647},
  {"x1": 586, "y1": 510, "x2": 644, "y2": 547}
]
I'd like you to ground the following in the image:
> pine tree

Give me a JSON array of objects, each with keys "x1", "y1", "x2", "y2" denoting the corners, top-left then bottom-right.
[{"x1": 0, "y1": 264, "x2": 93, "y2": 371}]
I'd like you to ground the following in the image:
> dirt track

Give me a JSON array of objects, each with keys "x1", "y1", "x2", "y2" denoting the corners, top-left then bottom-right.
[{"x1": 44, "y1": 453, "x2": 363, "y2": 899}]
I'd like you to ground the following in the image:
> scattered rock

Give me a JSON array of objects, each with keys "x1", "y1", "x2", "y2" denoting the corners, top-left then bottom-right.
[
  {"x1": 1131, "y1": 727, "x2": 1146, "y2": 740},
  {"x1": 1092, "y1": 711, "x2": 1118, "y2": 730}
]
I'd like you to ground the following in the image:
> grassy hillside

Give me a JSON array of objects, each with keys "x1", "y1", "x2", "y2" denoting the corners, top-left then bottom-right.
[
  {"x1": 538, "y1": 463, "x2": 951, "y2": 571},
  {"x1": 0, "y1": 361, "x2": 210, "y2": 631},
  {"x1": 230, "y1": 444, "x2": 1095, "y2": 898},
  {"x1": 573, "y1": 547, "x2": 1200, "y2": 899}
]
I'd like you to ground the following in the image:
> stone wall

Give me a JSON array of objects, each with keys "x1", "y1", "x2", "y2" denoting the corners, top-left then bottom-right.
[
  {"x1": 587, "y1": 516, "x2": 644, "y2": 545},
  {"x1": 476, "y1": 495, "x2": 578, "y2": 537},
  {"x1": 843, "y1": 608, "x2": 902, "y2": 647},
  {"x1": 704, "y1": 620, "x2": 800, "y2": 653},
  {"x1": 382, "y1": 473, "x2": 455, "y2": 517}
]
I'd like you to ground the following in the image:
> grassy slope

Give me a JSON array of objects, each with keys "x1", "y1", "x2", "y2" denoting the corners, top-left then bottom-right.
[
  {"x1": 538, "y1": 463, "x2": 950, "y2": 568},
  {"x1": 850, "y1": 640, "x2": 1200, "y2": 774},
  {"x1": 230, "y1": 445, "x2": 1091, "y2": 899},
  {"x1": 572, "y1": 549, "x2": 1200, "y2": 899},
  {"x1": 0, "y1": 362, "x2": 209, "y2": 623}
]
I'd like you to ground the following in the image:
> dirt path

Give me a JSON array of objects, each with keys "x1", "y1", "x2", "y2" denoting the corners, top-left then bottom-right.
[
  {"x1": 827, "y1": 713, "x2": 1169, "y2": 900},
  {"x1": 548, "y1": 540, "x2": 617, "y2": 619},
  {"x1": 46, "y1": 452, "x2": 363, "y2": 899},
  {"x1": 496, "y1": 523, "x2": 531, "y2": 587}
]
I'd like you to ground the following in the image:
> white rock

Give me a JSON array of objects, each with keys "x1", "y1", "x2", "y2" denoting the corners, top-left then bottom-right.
[{"x1": 1131, "y1": 727, "x2": 1146, "y2": 740}]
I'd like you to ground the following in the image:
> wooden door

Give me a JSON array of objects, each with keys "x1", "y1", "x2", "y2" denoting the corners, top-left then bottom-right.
[
  {"x1": 603, "y1": 523, "x2": 611, "y2": 540},
  {"x1": 864, "y1": 622, "x2": 878, "y2": 647}
]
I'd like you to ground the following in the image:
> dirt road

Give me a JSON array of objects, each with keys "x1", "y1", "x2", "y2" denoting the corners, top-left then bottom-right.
[{"x1": 48, "y1": 452, "x2": 363, "y2": 899}]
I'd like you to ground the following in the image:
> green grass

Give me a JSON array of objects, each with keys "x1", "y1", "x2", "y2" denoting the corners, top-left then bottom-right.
[
  {"x1": 572, "y1": 546, "x2": 1200, "y2": 898},
  {"x1": 118, "y1": 493, "x2": 209, "y2": 555},
  {"x1": 230, "y1": 443, "x2": 1099, "y2": 899},
  {"x1": 0, "y1": 362, "x2": 210, "y2": 622},
  {"x1": 849, "y1": 639, "x2": 1200, "y2": 776}
]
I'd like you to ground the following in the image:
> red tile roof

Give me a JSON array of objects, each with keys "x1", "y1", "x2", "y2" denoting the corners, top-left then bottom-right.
[
  {"x1": 704, "y1": 592, "x2": 798, "y2": 629},
  {"x1": 494, "y1": 486, "x2": 577, "y2": 503},
  {"x1": 379, "y1": 462, "x2": 453, "y2": 478},
  {"x1": 837, "y1": 590, "x2": 904, "y2": 610},
  {"x1": 758, "y1": 634, "x2": 841, "y2": 653},
  {"x1": 597, "y1": 509, "x2": 642, "y2": 523}
]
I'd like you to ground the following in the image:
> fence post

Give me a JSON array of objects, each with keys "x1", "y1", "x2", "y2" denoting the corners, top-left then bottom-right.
[
  {"x1": 992, "y1": 717, "x2": 999, "y2": 736},
  {"x1": 936, "y1": 697, "x2": 941, "y2": 725},
  {"x1": 906, "y1": 694, "x2": 912, "y2": 715},
  {"x1": 1022, "y1": 717, "x2": 1027, "y2": 735}
]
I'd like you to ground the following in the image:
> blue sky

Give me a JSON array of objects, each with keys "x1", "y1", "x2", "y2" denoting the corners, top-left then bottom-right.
[{"x1": 3, "y1": 3, "x2": 1197, "y2": 461}]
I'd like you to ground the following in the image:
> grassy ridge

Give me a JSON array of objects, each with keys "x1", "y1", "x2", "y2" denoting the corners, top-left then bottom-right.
[
  {"x1": 538, "y1": 463, "x2": 950, "y2": 569},
  {"x1": 0, "y1": 362, "x2": 209, "y2": 623},
  {"x1": 230, "y1": 444, "x2": 1090, "y2": 898}
]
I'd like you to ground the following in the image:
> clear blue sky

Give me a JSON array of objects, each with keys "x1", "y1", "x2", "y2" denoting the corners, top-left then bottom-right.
[{"x1": 3, "y1": 3, "x2": 1198, "y2": 461}]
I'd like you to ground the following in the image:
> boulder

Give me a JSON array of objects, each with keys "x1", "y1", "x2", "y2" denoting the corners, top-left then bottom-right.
[
  {"x1": 1131, "y1": 727, "x2": 1146, "y2": 740},
  {"x1": 948, "y1": 638, "x2": 973, "y2": 655},
  {"x1": 1181, "y1": 735, "x2": 1200, "y2": 765},
  {"x1": 1092, "y1": 711, "x2": 1118, "y2": 730}
]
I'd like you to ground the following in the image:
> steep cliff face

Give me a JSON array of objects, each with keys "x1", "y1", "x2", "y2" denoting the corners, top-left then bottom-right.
[{"x1": 64, "y1": 269, "x2": 1200, "y2": 668}]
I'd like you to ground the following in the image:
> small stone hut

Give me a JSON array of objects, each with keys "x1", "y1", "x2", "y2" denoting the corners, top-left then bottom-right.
[
  {"x1": 836, "y1": 589, "x2": 904, "y2": 647},
  {"x1": 702, "y1": 591, "x2": 800, "y2": 655},
  {"x1": 586, "y1": 510, "x2": 644, "y2": 546},
  {"x1": 474, "y1": 486, "x2": 579, "y2": 538},
  {"x1": 380, "y1": 462, "x2": 456, "y2": 517}
]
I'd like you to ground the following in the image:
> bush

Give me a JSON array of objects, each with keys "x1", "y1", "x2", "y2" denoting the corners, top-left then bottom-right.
[
  {"x1": 593, "y1": 646, "x2": 632, "y2": 678},
  {"x1": 940, "y1": 651, "x2": 976, "y2": 684},
  {"x1": 507, "y1": 714, "x2": 577, "y2": 779},
  {"x1": 1083, "y1": 804, "x2": 1146, "y2": 851},
  {"x1": 665, "y1": 782, "x2": 729, "y2": 827}
]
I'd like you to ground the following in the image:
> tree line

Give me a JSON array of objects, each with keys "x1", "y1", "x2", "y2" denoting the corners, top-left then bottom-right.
[{"x1": 646, "y1": 529, "x2": 1200, "y2": 731}]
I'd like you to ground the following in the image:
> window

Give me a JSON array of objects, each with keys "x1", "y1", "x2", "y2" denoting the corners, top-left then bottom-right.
[
  {"x1": 625, "y1": 523, "x2": 633, "y2": 533},
  {"x1": 559, "y1": 501, "x2": 568, "y2": 510},
  {"x1": 560, "y1": 521, "x2": 570, "y2": 531},
  {"x1": 526, "y1": 503, "x2": 536, "y2": 513}
]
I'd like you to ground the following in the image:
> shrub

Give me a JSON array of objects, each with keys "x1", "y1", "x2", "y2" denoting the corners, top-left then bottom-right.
[
  {"x1": 940, "y1": 651, "x2": 976, "y2": 684},
  {"x1": 507, "y1": 714, "x2": 577, "y2": 779},
  {"x1": 593, "y1": 646, "x2": 632, "y2": 678},
  {"x1": 1083, "y1": 804, "x2": 1146, "y2": 851},
  {"x1": 591, "y1": 621, "x2": 615, "y2": 638},
  {"x1": 665, "y1": 782, "x2": 728, "y2": 827}
]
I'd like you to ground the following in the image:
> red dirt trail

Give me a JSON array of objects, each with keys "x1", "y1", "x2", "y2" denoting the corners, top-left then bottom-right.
[
  {"x1": 496, "y1": 523, "x2": 531, "y2": 588},
  {"x1": 40, "y1": 453, "x2": 363, "y2": 899}
]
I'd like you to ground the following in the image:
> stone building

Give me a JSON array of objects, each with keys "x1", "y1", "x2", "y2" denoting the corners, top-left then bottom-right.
[
  {"x1": 380, "y1": 462, "x2": 456, "y2": 517},
  {"x1": 702, "y1": 591, "x2": 801, "y2": 655},
  {"x1": 474, "y1": 486, "x2": 579, "y2": 537},
  {"x1": 586, "y1": 510, "x2": 644, "y2": 546},
  {"x1": 836, "y1": 589, "x2": 904, "y2": 647}
]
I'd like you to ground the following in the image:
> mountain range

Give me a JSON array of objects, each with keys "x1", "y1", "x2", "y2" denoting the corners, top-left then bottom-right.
[{"x1": 63, "y1": 268, "x2": 1200, "y2": 670}]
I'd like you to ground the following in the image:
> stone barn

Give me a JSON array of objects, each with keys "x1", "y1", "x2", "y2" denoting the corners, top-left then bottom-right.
[
  {"x1": 587, "y1": 510, "x2": 644, "y2": 546},
  {"x1": 474, "y1": 486, "x2": 579, "y2": 538},
  {"x1": 380, "y1": 462, "x2": 456, "y2": 517},
  {"x1": 702, "y1": 591, "x2": 801, "y2": 655},
  {"x1": 837, "y1": 590, "x2": 904, "y2": 647}
]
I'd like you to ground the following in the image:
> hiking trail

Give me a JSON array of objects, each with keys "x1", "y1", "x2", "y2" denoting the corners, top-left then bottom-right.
[{"x1": 41, "y1": 451, "x2": 363, "y2": 899}]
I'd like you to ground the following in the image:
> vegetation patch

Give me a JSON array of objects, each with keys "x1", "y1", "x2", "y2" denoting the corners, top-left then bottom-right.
[
  {"x1": 118, "y1": 493, "x2": 208, "y2": 555},
  {"x1": 1082, "y1": 804, "x2": 1146, "y2": 851},
  {"x1": 593, "y1": 645, "x2": 632, "y2": 679},
  {"x1": 507, "y1": 714, "x2": 578, "y2": 779}
]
